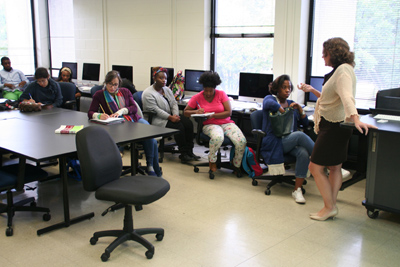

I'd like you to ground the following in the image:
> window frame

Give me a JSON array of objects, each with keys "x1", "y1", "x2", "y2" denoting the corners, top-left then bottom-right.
[
  {"x1": 0, "y1": 0, "x2": 38, "y2": 75},
  {"x1": 210, "y1": 0, "x2": 275, "y2": 91}
]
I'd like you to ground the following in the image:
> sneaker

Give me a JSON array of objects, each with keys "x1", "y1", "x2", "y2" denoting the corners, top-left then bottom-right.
[
  {"x1": 145, "y1": 169, "x2": 157, "y2": 176},
  {"x1": 292, "y1": 188, "x2": 306, "y2": 204}
]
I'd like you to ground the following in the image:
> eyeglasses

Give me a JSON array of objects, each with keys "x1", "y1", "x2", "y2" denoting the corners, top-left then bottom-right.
[{"x1": 107, "y1": 83, "x2": 119, "y2": 87}]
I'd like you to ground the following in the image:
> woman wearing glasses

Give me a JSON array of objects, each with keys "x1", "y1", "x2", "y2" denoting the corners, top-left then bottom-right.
[
  {"x1": 88, "y1": 70, "x2": 161, "y2": 177},
  {"x1": 142, "y1": 67, "x2": 199, "y2": 163}
]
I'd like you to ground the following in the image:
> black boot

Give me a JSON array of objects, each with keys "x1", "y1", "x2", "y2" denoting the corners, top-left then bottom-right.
[
  {"x1": 187, "y1": 150, "x2": 201, "y2": 160},
  {"x1": 179, "y1": 152, "x2": 192, "y2": 163}
]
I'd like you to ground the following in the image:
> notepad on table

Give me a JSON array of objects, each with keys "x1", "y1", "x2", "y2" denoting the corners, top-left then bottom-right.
[
  {"x1": 191, "y1": 112, "x2": 215, "y2": 117},
  {"x1": 90, "y1": 117, "x2": 125, "y2": 125},
  {"x1": 55, "y1": 125, "x2": 84, "y2": 134}
]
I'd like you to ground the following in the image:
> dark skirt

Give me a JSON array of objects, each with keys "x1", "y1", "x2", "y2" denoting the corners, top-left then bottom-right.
[{"x1": 311, "y1": 116, "x2": 353, "y2": 166}]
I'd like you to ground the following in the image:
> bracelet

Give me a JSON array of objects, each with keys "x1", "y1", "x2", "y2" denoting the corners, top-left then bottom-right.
[{"x1": 98, "y1": 114, "x2": 101, "y2": 119}]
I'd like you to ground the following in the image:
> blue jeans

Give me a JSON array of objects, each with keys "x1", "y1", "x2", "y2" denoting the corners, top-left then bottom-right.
[
  {"x1": 282, "y1": 131, "x2": 314, "y2": 178},
  {"x1": 138, "y1": 118, "x2": 161, "y2": 176}
]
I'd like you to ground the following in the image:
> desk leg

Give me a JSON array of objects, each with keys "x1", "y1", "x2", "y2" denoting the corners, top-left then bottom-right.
[{"x1": 37, "y1": 156, "x2": 94, "y2": 235}]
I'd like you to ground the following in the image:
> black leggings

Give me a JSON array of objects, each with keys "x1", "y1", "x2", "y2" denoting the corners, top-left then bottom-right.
[{"x1": 165, "y1": 115, "x2": 194, "y2": 153}]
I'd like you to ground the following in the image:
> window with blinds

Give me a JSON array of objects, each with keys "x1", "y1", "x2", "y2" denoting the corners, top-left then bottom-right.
[
  {"x1": 0, "y1": 0, "x2": 35, "y2": 75},
  {"x1": 310, "y1": 0, "x2": 400, "y2": 108},
  {"x1": 211, "y1": 0, "x2": 275, "y2": 96}
]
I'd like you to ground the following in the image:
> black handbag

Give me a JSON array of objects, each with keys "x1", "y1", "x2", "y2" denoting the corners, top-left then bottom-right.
[{"x1": 269, "y1": 107, "x2": 294, "y2": 137}]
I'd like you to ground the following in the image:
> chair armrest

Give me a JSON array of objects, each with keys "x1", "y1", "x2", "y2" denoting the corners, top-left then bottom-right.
[
  {"x1": 143, "y1": 111, "x2": 156, "y2": 124},
  {"x1": 251, "y1": 129, "x2": 266, "y2": 163},
  {"x1": 63, "y1": 100, "x2": 77, "y2": 110}
]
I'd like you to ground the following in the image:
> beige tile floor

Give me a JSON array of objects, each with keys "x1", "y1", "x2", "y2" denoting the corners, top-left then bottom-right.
[{"x1": 1, "y1": 147, "x2": 400, "y2": 267}]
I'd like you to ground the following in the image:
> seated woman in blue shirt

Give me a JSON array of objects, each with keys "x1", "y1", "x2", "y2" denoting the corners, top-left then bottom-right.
[
  {"x1": 20, "y1": 67, "x2": 63, "y2": 108},
  {"x1": 261, "y1": 74, "x2": 314, "y2": 204}
]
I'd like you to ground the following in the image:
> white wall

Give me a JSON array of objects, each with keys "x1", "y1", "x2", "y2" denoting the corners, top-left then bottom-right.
[
  {"x1": 72, "y1": 0, "x2": 209, "y2": 91},
  {"x1": 36, "y1": 0, "x2": 309, "y2": 103},
  {"x1": 274, "y1": 0, "x2": 310, "y2": 103}
]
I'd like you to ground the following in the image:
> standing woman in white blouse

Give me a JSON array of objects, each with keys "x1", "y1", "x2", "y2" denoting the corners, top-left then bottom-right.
[{"x1": 299, "y1": 37, "x2": 376, "y2": 221}]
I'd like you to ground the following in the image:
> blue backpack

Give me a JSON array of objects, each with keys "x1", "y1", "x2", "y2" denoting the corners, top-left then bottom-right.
[
  {"x1": 230, "y1": 146, "x2": 263, "y2": 178},
  {"x1": 67, "y1": 158, "x2": 82, "y2": 181}
]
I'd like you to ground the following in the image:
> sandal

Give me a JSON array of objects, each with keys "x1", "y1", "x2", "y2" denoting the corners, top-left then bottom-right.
[{"x1": 209, "y1": 162, "x2": 217, "y2": 172}]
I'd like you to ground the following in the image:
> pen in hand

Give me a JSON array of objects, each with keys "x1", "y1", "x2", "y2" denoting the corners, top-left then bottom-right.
[
  {"x1": 99, "y1": 104, "x2": 109, "y2": 119},
  {"x1": 196, "y1": 101, "x2": 205, "y2": 114},
  {"x1": 28, "y1": 93, "x2": 35, "y2": 103}
]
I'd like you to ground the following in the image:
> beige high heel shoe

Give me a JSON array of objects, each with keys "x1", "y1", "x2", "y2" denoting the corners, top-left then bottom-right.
[{"x1": 310, "y1": 207, "x2": 338, "y2": 221}]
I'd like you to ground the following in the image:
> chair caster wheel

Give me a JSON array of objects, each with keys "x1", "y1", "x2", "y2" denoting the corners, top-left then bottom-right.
[
  {"x1": 145, "y1": 250, "x2": 154, "y2": 259},
  {"x1": 367, "y1": 210, "x2": 379, "y2": 219},
  {"x1": 236, "y1": 172, "x2": 242, "y2": 178},
  {"x1": 90, "y1": 236, "x2": 98, "y2": 245},
  {"x1": 6, "y1": 227, "x2": 13, "y2": 236},
  {"x1": 194, "y1": 167, "x2": 199, "y2": 173},
  {"x1": 156, "y1": 233, "x2": 164, "y2": 241},
  {"x1": 43, "y1": 213, "x2": 51, "y2": 221},
  {"x1": 252, "y1": 180, "x2": 258, "y2": 186},
  {"x1": 303, "y1": 180, "x2": 307, "y2": 185},
  {"x1": 101, "y1": 251, "x2": 110, "y2": 262},
  {"x1": 209, "y1": 171, "x2": 214, "y2": 179},
  {"x1": 265, "y1": 188, "x2": 271, "y2": 195}
]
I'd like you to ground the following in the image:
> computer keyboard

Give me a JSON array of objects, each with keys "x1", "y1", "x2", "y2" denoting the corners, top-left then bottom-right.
[
  {"x1": 374, "y1": 114, "x2": 400, "y2": 122},
  {"x1": 79, "y1": 86, "x2": 92, "y2": 92},
  {"x1": 231, "y1": 101, "x2": 260, "y2": 110}
]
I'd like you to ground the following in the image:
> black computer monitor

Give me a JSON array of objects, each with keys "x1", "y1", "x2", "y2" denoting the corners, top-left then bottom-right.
[
  {"x1": 150, "y1": 67, "x2": 174, "y2": 86},
  {"x1": 305, "y1": 76, "x2": 324, "y2": 104},
  {"x1": 112, "y1": 65, "x2": 133, "y2": 82},
  {"x1": 239, "y1": 72, "x2": 273, "y2": 103},
  {"x1": 82, "y1": 63, "x2": 100, "y2": 82},
  {"x1": 184, "y1": 69, "x2": 207, "y2": 93},
  {"x1": 62, "y1": 62, "x2": 77, "y2": 79}
]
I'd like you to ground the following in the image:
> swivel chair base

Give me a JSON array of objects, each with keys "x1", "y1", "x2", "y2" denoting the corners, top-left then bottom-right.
[
  {"x1": 251, "y1": 174, "x2": 307, "y2": 195},
  {"x1": 1, "y1": 190, "x2": 51, "y2": 236},
  {"x1": 90, "y1": 204, "x2": 164, "y2": 262},
  {"x1": 192, "y1": 148, "x2": 242, "y2": 179}
]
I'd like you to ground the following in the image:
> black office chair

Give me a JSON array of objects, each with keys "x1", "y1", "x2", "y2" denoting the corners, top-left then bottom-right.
[
  {"x1": 76, "y1": 126, "x2": 170, "y2": 262},
  {"x1": 133, "y1": 91, "x2": 179, "y2": 163},
  {"x1": 91, "y1": 85, "x2": 103, "y2": 96},
  {"x1": 250, "y1": 110, "x2": 305, "y2": 195},
  {"x1": 0, "y1": 164, "x2": 51, "y2": 236},
  {"x1": 191, "y1": 117, "x2": 242, "y2": 179},
  {"x1": 58, "y1": 82, "x2": 77, "y2": 110}
]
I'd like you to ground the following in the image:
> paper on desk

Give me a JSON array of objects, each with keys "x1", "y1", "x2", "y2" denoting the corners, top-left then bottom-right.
[
  {"x1": 90, "y1": 117, "x2": 125, "y2": 124},
  {"x1": 191, "y1": 112, "x2": 215, "y2": 117}
]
